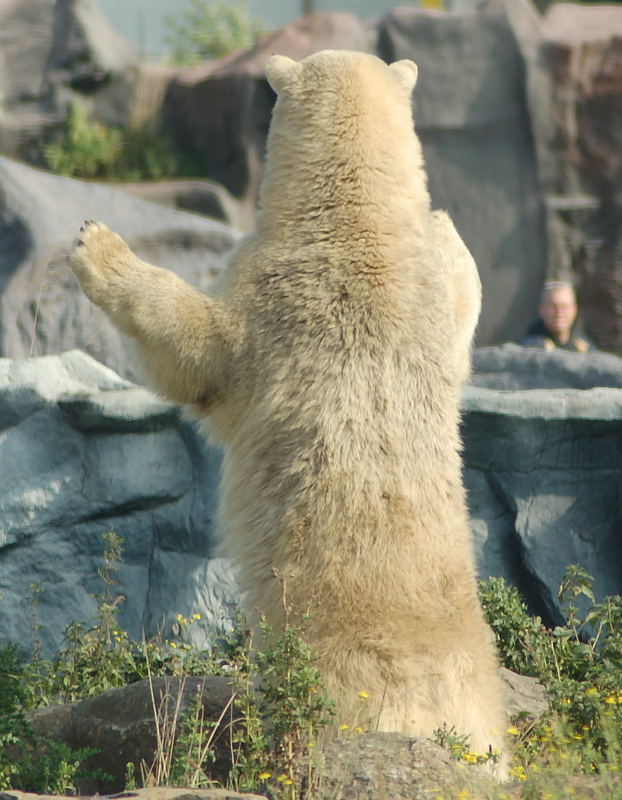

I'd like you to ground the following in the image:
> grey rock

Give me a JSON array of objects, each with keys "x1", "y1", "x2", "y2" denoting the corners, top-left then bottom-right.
[
  {"x1": 26, "y1": 673, "x2": 536, "y2": 796},
  {"x1": 317, "y1": 733, "x2": 498, "y2": 799},
  {"x1": 501, "y1": 667, "x2": 548, "y2": 719},
  {"x1": 0, "y1": 0, "x2": 56, "y2": 160},
  {"x1": 118, "y1": 179, "x2": 254, "y2": 234},
  {"x1": 26, "y1": 676, "x2": 238, "y2": 793},
  {"x1": 471, "y1": 344, "x2": 622, "y2": 390},
  {"x1": 463, "y1": 382, "x2": 622, "y2": 625},
  {"x1": 0, "y1": 350, "x2": 237, "y2": 657},
  {"x1": 41, "y1": 0, "x2": 139, "y2": 128},
  {"x1": 376, "y1": 0, "x2": 547, "y2": 348},
  {"x1": 0, "y1": 156, "x2": 240, "y2": 382},
  {"x1": 161, "y1": 11, "x2": 372, "y2": 202}
]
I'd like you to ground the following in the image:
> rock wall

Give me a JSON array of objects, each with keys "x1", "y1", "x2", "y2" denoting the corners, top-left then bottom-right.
[
  {"x1": 1, "y1": 350, "x2": 621, "y2": 655},
  {"x1": 3, "y1": 1, "x2": 622, "y2": 348},
  {"x1": 0, "y1": 156, "x2": 239, "y2": 382},
  {"x1": 0, "y1": 351, "x2": 237, "y2": 656}
]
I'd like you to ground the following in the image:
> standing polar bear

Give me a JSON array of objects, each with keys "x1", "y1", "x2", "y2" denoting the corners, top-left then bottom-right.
[{"x1": 71, "y1": 50, "x2": 506, "y2": 761}]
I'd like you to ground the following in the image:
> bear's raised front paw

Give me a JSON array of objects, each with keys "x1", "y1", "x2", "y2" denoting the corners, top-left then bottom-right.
[{"x1": 70, "y1": 220, "x2": 133, "y2": 304}]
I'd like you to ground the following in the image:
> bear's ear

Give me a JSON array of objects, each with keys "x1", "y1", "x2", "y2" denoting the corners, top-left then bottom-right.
[
  {"x1": 265, "y1": 54, "x2": 303, "y2": 95},
  {"x1": 389, "y1": 59, "x2": 418, "y2": 93}
]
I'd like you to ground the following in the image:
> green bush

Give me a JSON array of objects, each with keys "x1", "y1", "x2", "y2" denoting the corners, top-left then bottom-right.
[
  {"x1": 44, "y1": 102, "x2": 193, "y2": 182},
  {"x1": 5, "y1": 534, "x2": 622, "y2": 797},
  {"x1": 480, "y1": 567, "x2": 622, "y2": 787},
  {"x1": 166, "y1": 0, "x2": 264, "y2": 64}
]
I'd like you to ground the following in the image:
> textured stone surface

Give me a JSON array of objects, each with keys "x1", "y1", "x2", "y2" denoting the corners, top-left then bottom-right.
[
  {"x1": 472, "y1": 344, "x2": 622, "y2": 390},
  {"x1": 25, "y1": 676, "x2": 520, "y2": 796},
  {"x1": 26, "y1": 676, "x2": 238, "y2": 793},
  {"x1": 378, "y1": 0, "x2": 547, "y2": 346},
  {"x1": 511, "y1": 1, "x2": 622, "y2": 353},
  {"x1": 0, "y1": 0, "x2": 55, "y2": 159},
  {"x1": 2, "y1": 350, "x2": 620, "y2": 657},
  {"x1": 0, "y1": 156, "x2": 239, "y2": 381},
  {"x1": 41, "y1": 0, "x2": 139, "y2": 128},
  {"x1": 0, "y1": 351, "x2": 237, "y2": 656},
  {"x1": 161, "y1": 11, "x2": 372, "y2": 201},
  {"x1": 463, "y1": 383, "x2": 622, "y2": 625}
]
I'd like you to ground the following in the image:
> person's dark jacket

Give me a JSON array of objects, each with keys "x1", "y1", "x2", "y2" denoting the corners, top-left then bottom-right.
[{"x1": 518, "y1": 319, "x2": 596, "y2": 352}]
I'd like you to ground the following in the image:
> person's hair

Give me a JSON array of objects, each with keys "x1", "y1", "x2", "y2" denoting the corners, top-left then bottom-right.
[{"x1": 540, "y1": 280, "x2": 575, "y2": 305}]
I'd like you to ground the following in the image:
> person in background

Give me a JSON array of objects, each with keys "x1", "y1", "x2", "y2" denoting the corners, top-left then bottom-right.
[{"x1": 519, "y1": 281, "x2": 596, "y2": 352}]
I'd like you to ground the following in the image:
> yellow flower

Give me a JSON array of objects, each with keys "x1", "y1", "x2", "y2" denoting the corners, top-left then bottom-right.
[
  {"x1": 170, "y1": 641, "x2": 177, "y2": 648},
  {"x1": 510, "y1": 765, "x2": 526, "y2": 781},
  {"x1": 193, "y1": 613, "x2": 201, "y2": 620},
  {"x1": 506, "y1": 726, "x2": 520, "y2": 736},
  {"x1": 586, "y1": 687, "x2": 599, "y2": 696},
  {"x1": 358, "y1": 690, "x2": 369, "y2": 699},
  {"x1": 276, "y1": 774, "x2": 288, "y2": 783},
  {"x1": 258, "y1": 772, "x2": 271, "y2": 781},
  {"x1": 605, "y1": 696, "x2": 616, "y2": 704},
  {"x1": 339, "y1": 723, "x2": 350, "y2": 730},
  {"x1": 176, "y1": 613, "x2": 183, "y2": 621},
  {"x1": 355, "y1": 726, "x2": 365, "y2": 734}
]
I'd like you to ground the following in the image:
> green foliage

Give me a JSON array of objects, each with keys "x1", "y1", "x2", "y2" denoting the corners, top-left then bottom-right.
[
  {"x1": 255, "y1": 618, "x2": 335, "y2": 797},
  {"x1": 478, "y1": 576, "x2": 552, "y2": 677},
  {"x1": 480, "y1": 567, "x2": 622, "y2": 785},
  {"x1": 44, "y1": 103, "x2": 123, "y2": 179},
  {"x1": 0, "y1": 644, "x2": 103, "y2": 793},
  {"x1": 10, "y1": 527, "x2": 622, "y2": 798},
  {"x1": 166, "y1": 0, "x2": 264, "y2": 64},
  {"x1": 44, "y1": 102, "x2": 193, "y2": 182}
]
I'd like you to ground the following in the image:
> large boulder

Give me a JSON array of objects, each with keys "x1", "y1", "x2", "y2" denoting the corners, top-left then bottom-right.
[
  {"x1": 41, "y1": 0, "x2": 139, "y2": 128},
  {"x1": 510, "y1": 1, "x2": 622, "y2": 353},
  {"x1": 161, "y1": 11, "x2": 372, "y2": 202},
  {"x1": 0, "y1": 156, "x2": 239, "y2": 381},
  {"x1": 0, "y1": 0, "x2": 55, "y2": 159},
  {"x1": 378, "y1": 0, "x2": 547, "y2": 347},
  {"x1": 24, "y1": 672, "x2": 543, "y2": 796},
  {"x1": 0, "y1": 350, "x2": 237, "y2": 656}
]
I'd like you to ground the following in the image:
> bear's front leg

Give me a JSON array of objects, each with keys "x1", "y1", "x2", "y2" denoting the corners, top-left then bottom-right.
[
  {"x1": 71, "y1": 221, "x2": 139, "y2": 316},
  {"x1": 70, "y1": 221, "x2": 236, "y2": 406},
  {"x1": 431, "y1": 211, "x2": 482, "y2": 383}
]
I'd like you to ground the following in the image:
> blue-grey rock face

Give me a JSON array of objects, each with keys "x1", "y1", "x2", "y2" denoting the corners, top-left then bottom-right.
[
  {"x1": 1, "y1": 349, "x2": 621, "y2": 655},
  {"x1": 0, "y1": 350, "x2": 237, "y2": 656},
  {"x1": 463, "y1": 382, "x2": 622, "y2": 625},
  {"x1": 0, "y1": 156, "x2": 240, "y2": 383}
]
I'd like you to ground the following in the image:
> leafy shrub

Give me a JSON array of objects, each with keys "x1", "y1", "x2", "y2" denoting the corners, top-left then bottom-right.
[
  {"x1": 44, "y1": 102, "x2": 193, "y2": 182},
  {"x1": 166, "y1": 0, "x2": 264, "y2": 64},
  {"x1": 480, "y1": 567, "x2": 622, "y2": 784},
  {"x1": 44, "y1": 103, "x2": 123, "y2": 180}
]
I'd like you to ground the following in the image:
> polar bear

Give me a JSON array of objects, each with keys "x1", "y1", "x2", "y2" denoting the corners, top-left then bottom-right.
[{"x1": 70, "y1": 50, "x2": 506, "y2": 763}]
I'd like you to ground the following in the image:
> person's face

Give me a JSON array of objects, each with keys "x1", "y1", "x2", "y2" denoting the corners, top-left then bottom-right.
[{"x1": 539, "y1": 286, "x2": 577, "y2": 342}]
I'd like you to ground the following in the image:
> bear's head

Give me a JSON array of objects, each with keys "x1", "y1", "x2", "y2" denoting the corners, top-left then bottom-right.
[
  {"x1": 258, "y1": 50, "x2": 427, "y2": 229},
  {"x1": 265, "y1": 50, "x2": 418, "y2": 98}
]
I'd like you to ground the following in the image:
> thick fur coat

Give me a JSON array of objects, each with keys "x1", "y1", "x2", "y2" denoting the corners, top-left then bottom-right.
[{"x1": 70, "y1": 50, "x2": 506, "y2": 761}]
